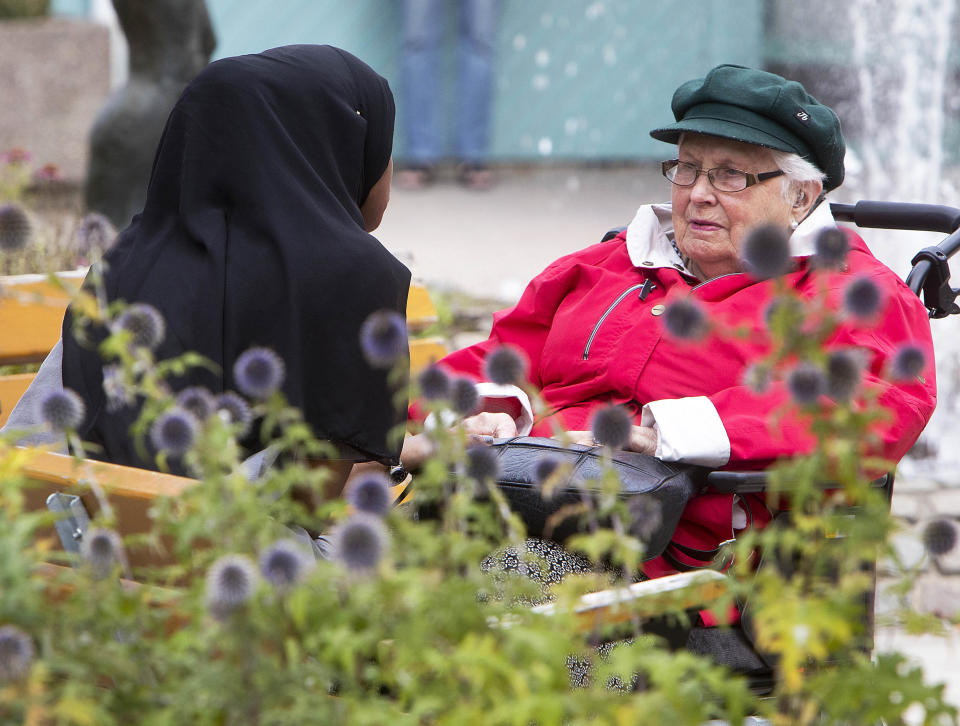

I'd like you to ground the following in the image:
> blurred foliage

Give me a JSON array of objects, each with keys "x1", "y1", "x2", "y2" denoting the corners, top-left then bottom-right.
[
  {"x1": 0, "y1": 227, "x2": 958, "y2": 724},
  {"x1": 0, "y1": 0, "x2": 48, "y2": 18}
]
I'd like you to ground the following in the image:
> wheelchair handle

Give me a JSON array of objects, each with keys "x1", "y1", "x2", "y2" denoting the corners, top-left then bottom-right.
[{"x1": 830, "y1": 201, "x2": 960, "y2": 234}]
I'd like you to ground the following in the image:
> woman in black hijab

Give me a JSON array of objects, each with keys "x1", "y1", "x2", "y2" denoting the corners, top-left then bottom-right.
[{"x1": 62, "y1": 45, "x2": 410, "y2": 470}]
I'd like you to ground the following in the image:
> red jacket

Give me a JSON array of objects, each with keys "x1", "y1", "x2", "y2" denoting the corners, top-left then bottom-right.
[{"x1": 430, "y1": 222, "x2": 936, "y2": 579}]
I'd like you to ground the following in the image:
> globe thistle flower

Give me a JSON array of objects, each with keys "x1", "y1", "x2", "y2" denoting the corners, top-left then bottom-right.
[
  {"x1": 843, "y1": 276, "x2": 883, "y2": 319},
  {"x1": 891, "y1": 343, "x2": 927, "y2": 381},
  {"x1": 206, "y1": 554, "x2": 258, "y2": 619},
  {"x1": 37, "y1": 388, "x2": 85, "y2": 431},
  {"x1": 922, "y1": 518, "x2": 958, "y2": 556},
  {"x1": 115, "y1": 303, "x2": 165, "y2": 350},
  {"x1": 484, "y1": 345, "x2": 528, "y2": 386},
  {"x1": 661, "y1": 298, "x2": 708, "y2": 341},
  {"x1": 360, "y1": 309, "x2": 407, "y2": 368},
  {"x1": 417, "y1": 364, "x2": 450, "y2": 400},
  {"x1": 150, "y1": 407, "x2": 199, "y2": 457},
  {"x1": 812, "y1": 227, "x2": 849, "y2": 268},
  {"x1": 742, "y1": 363, "x2": 772, "y2": 394},
  {"x1": 466, "y1": 444, "x2": 501, "y2": 482},
  {"x1": 0, "y1": 203, "x2": 32, "y2": 252},
  {"x1": 0, "y1": 625, "x2": 34, "y2": 682},
  {"x1": 215, "y1": 391, "x2": 253, "y2": 436},
  {"x1": 450, "y1": 377, "x2": 479, "y2": 416},
  {"x1": 81, "y1": 527, "x2": 125, "y2": 579},
  {"x1": 102, "y1": 365, "x2": 133, "y2": 412},
  {"x1": 628, "y1": 496, "x2": 663, "y2": 543},
  {"x1": 763, "y1": 296, "x2": 805, "y2": 331},
  {"x1": 258, "y1": 539, "x2": 314, "y2": 589},
  {"x1": 330, "y1": 513, "x2": 389, "y2": 573},
  {"x1": 233, "y1": 347, "x2": 285, "y2": 400},
  {"x1": 739, "y1": 222, "x2": 792, "y2": 280},
  {"x1": 533, "y1": 454, "x2": 562, "y2": 488},
  {"x1": 787, "y1": 362, "x2": 826, "y2": 406},
  {"x1": 825, "y1": 349, "x2": 864, "y2": 402},
  {"x1": 345, "y1": 471, "x2": 393, "y2": 516},
  {"x1": 590, "y1": 404, "x2": 632, "y2": 450},
  {"x1": 176, "y1": 386, "x2": 216, "y2": 421},
  {"x1": 75, "y1": 212, "x2": 117, "y2": 256}
]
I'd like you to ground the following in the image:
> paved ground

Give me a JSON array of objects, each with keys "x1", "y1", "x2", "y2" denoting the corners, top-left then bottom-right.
[{"x1": 379, "y1": 163, "x2": 960, "y2": 716}]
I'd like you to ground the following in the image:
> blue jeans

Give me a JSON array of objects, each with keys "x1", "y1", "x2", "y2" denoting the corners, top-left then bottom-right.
[{"x1": 399, "y1": 0, "x2": 501, "y2": 165}]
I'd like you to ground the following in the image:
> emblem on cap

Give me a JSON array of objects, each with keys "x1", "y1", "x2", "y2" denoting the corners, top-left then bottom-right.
[{"x1": 794, "y1": 106, "x2": 810, "y2": 125}]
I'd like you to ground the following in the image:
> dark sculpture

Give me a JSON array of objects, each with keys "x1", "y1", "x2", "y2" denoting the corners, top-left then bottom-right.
[{"x1": 84, "y1": 0, "x2": 216, "y2": 228}]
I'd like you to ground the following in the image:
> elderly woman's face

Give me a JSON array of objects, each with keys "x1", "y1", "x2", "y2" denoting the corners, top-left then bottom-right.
[{"x1": 672, "y1": 135, "x2": 794, "y2": 279}]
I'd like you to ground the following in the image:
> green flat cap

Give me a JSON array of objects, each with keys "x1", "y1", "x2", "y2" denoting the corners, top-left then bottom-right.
[{"x1": 650, "y1": 64, "x2": 845, "y2": 191}]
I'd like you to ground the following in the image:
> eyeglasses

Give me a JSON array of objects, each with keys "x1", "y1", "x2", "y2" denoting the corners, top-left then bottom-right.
[{"x1": 661, "y1": 159, "x2": 785, "y2": 193}]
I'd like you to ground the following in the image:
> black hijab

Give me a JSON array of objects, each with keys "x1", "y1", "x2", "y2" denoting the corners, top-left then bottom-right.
[{"x1": 63, "y1": 45, "x2": 410, "y2": 468}]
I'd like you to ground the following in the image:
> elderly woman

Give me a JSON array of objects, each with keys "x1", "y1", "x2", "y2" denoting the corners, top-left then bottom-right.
[{"x1": 401, "y1": 64, "x2": 936, "y2": 579}]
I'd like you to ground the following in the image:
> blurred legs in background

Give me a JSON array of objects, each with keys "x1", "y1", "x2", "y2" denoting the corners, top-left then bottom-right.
[{"x1": 398, "y1": 0, "x2": 501, "y2": 190}]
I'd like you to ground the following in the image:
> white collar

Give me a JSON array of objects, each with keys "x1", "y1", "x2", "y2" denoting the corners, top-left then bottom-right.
[{"x1": 625, "y1": 200, "x2": 838, "y2": 276}]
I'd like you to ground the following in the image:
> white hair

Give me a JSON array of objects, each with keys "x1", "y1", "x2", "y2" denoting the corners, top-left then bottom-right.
[{"x1": 769, "y1": 149, "x2": 827, "y2": 202}]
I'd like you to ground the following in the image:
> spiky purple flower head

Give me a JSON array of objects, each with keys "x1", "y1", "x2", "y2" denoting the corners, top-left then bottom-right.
[
  {"x1": 215, "y1": 391, "x2": 253, "y2": 436},
  {"x1": 922, "y1": 518, "x2": 958, "y2": 556},
  {"x1": 787, "y1": 362, "x2": 826, "y2": 405},
  {"x1": 450, "y1": 377, "x2": 479, "y2": 416},
  {"x1": 662, "y1": 298, "x2": 708, "y2": 341},
  {"x1": 258, "y1": 539, "x2": 314, "y2": 589},
  {"x1": 234, "y1": 347, "x2": 285, "y2": 400},
  {"x1": 533, "y1": 454, "x2": 562, "y2": 488},
  {"x1": 740, "y1": 222, "x2": 792, "y2": 280},
  {"x1": 742, "y1": 363, "x2": 772, "y2": 394},
  {"x1": 81, "y1": 527, "x2": 125, "y2": 579},
  {"x1": 466, "y1": 444, "x2": 501, "y2": 482},
  {"x1": 102, "y1": 365, "x2": 132, "y2": 412},
  {"x1": 484, "y1": 345, "x2": 528, "y2": 386},
  {"x1": 813, "y1": 227, "x2": 849, "y2": 269},
  {"x1": 628, "y1": 496, "x2": 664, "y2": 543},
  {"x1": 176, "y1": 386, "x2": 216, "y2": 421},
  {"x1": 330, "y1": 513, "x2": 389, "y2": 573},
  {"x1": 763, "y1": 296, "x2": 805, "y2": 331},
  {"x1": 843, "y1": 276, "x2": 883, "y2": 319},
  {"x1": 116, "y1": 303, "x2": 165, "y2": 350},
  {"x1": 345, "y1": 471, "x2": 393, "y2": 516},
  {"x1": 0, "y1": 625, "x2": 34, "y2": 682},
  {"x1": 38, "y1": 388, "x2": 85, "y2": 431},
  {"x1": 360, "y1": 309, "x2": 407, "y2": 369},
  {"x1": 75, "y1": 212, "x2": 117, "y2": 256},
  {"x1": 417, "y1": 364, "x2": 450, "y2": 400},
  {"x1": 206, "y1": 554, "x2": 258, "y2": 619},
  {"x1": 0, "y1": 203, "x2": 31, "y2": 252},
  {"x1": 826, "y1": 349, "x2": 864, "y2": 402},
  {"x1": 891, "y1": 343, "x2": 927, "y2": 381},
  {"x1": 590, "y1": 404, "x2": 632, "y2": 450},
  {"x1": 150, "y1": 407, "x2": 198, "y2": 457}
]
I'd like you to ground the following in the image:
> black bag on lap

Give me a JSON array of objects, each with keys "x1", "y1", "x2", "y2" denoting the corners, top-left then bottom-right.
[{"x1": 487, "y1": 437, "x2": 707, "y2": 559}]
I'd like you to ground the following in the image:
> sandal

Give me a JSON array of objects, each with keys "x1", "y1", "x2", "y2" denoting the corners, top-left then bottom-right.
[
  {"x1": 457, "y1": 163, "x2": 494, "y2": 190},
  {"x1": 394, "y1": 165, "x2": 435, "y2": 190}
]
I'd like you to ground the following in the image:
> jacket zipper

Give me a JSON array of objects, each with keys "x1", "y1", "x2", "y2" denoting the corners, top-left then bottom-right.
[{"x1": 582, "y1": 283, "x2": 646, "y2": 360}]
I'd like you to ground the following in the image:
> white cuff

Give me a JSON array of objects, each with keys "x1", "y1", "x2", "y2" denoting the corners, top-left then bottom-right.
[
  {"x1": 474, "y1": 382, "x2": 534, "y2": 435},
  {"x1": 640, "y1": 396, "x2": 730, "y2": 467},
  {"x1": 424, "y1": 383, "x2": 534, "y2": 436}
]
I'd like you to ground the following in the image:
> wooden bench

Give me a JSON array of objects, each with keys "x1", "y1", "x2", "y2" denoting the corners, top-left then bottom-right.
[{"x1": 0, "y1": 273, "x2": 447, "y2": 426}]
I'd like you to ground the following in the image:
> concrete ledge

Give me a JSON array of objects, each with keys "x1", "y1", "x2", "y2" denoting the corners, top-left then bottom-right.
[{"x1": 0, "y1": 17, "x2": 110, "y2": 181}]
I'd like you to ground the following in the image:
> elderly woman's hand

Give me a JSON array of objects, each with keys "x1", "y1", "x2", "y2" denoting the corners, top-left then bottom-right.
[
  {"x1": 400, "y1": 412, "x2": 519, "y2": 471},
  {"x1": 566, "y1": 425, "x2": 658, "y2": 456},
  {"x1": 462, "y1": 412, "x2": 519, "y2": 440}
]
